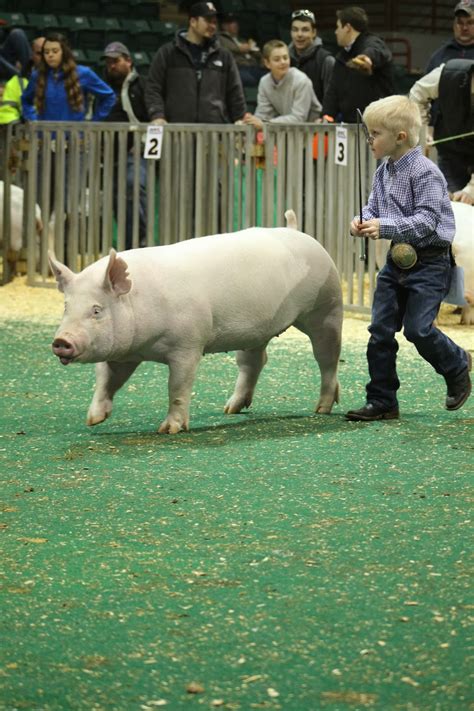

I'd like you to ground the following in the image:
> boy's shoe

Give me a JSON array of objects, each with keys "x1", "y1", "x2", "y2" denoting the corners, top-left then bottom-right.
[
  {"x1": 345, "y1": 403, "x2": 399, "y2": 421},
  {"x1": 446, "y1": 351, "x2": 472, "y2": 411}
]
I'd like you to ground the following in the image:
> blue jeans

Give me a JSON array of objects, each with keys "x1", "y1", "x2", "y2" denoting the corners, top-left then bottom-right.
[
  {"x1": 366, "y1": 253, "x2": 469, "y2": 409},
  {"x1": 0, "y1": 29, "x2": 31, "y2": 81},
  {"x1": 114, "y1": 154, "x2": 147, "y2": 250}
]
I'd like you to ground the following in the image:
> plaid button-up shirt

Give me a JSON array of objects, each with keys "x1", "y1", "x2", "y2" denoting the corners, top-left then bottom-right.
[{"x1": 362, "y1": 146, "x2": 456, "y2": 248}]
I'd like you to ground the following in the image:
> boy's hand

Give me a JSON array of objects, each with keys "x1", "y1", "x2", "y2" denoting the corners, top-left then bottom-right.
[
  {"x1": 243, "y1": 114, "x2": 264, "y2": 130},
  {"x1": 350, "y1": 218, "x2": 363, "y2": 236},
  {"x1": 351, "y1": 218, "x2": 380, "y2": 240}
]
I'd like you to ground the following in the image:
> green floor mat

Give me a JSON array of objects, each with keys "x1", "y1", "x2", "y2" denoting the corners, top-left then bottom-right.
[{"x1": 1, "y1": 320, "x2": 472, "y2": 710}]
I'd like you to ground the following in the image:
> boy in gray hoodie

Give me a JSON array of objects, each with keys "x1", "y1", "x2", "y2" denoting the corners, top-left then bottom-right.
[{"x1": 243, "y1": 40, "x2": 321, "y2": 128}]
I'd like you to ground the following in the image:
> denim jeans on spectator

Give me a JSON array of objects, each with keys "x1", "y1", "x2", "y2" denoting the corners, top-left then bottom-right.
[
  {"x1": 366, "y1": 253, "x2": 469, "y2": 409},
  {"x1": 113, "y1": 153, "x2": 147, "y2": 250},
  {"x1": 0, "y1": 29, "x2": 31, "y2": 81}
]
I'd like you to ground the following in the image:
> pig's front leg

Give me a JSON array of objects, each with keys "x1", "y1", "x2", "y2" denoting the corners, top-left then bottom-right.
[
  {"x1": 158, "y1": 351, "x2": 202, "y2": 434},
  {"x1": 87, "y1": 361, "x2": 139, "y2": 426},
  {"x1": 224, "y1": 347, "x2": 268, "y2": 414}
]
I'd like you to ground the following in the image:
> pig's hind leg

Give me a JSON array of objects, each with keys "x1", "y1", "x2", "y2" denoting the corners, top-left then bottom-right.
[
  {"x1": 224, "y1": 347, "x2": 268, "y2": 414},
  {"x1": 87, "y1": 361, "x2": 139, "y2": 426},
  {"x1": 294, "y1": 306, "x2": 342, "y2": 414}
]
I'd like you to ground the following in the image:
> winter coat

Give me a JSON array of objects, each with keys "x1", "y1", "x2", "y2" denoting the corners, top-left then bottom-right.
[
  {"x1": 289, "y1": 38, "x2": 335, "y2": 104},
  {"x1": 146, "y1": 31, "x2": 246, "y2": 123},
  {"x1": 322, "y1": 32, "x2": 393, "y2": 123}
]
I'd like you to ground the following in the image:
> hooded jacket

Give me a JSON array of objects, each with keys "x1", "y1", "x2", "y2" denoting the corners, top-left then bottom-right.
[
  {"x1": 322, "y1": 32, "x2": 393, "y2": 123},
  {"x1": 21, "y1": 65, "x2": 115, "y2": 121},
  {"x1": 146, "y1": 30, "x2": 246, "y2": 123},
  {"x1": 289, "y1": 37, "x2": 335, "y2": 104}
]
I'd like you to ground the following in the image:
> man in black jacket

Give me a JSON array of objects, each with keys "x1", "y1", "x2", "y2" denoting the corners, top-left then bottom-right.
[
  {"x1": 289, "y1": 9, "x2": 335, "y2": 105},
  {"x1": 146, "y1": 1, "x2": 246, "y2": 125},
  {"x1": 103, "y1": 41, "x2": 149, "y2": 249},
  {"x1": 322, "y1": 6, "x2": 393, "y2": 123}
]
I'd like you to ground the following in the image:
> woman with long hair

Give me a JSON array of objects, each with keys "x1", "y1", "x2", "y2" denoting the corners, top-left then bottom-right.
[{"x1": 22, "y1": 32, "x2": 115, "y2": 121}]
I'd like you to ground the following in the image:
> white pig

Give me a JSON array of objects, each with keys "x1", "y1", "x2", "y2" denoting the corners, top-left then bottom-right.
[
  {"x1": 49, "y1": 211, "x2": 343, "y2": 434},
  {"x1": 451, "y1": 201, "x2": 473, "y2": 325},
  {"x1": 0, "y1": 181, "x2": 42, "y2": 252}
]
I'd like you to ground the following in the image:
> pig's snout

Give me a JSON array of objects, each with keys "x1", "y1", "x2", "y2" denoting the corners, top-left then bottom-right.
[{"x1": 52, "y1": 336, "x2": 76, "y2": 365}]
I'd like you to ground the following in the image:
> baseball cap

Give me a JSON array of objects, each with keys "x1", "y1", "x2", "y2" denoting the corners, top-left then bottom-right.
[
  {"x1": 454, "y1": 0, "x2": 474, "y2": 15},
  {"x1": 189, "y1": 2, "x2": 218, "y2": 18},
  {"x1": 221, "y1": 12, "x2": 237, "y2": 22},
  {"x1": 102, "y1": 41, "x2": 131, "y2": 59}
]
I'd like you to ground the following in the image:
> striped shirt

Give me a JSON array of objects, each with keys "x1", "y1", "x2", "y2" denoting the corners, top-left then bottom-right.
[{"x1": 362, "y1": 146, "x2": 456, "y2": 248}]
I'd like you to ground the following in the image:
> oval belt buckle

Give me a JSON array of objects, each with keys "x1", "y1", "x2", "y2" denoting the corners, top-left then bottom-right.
[{"x1": 391, "y1": 243, "x2": 417, "y2": 269}]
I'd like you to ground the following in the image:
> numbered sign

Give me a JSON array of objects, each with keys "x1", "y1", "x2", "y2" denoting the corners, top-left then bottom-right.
[
  {"x1": 144, "y1": 125, "x2": 163, "y2": 160},
  {"x1": 334, "y1": 126, "x2": 348, "y2": 166}
]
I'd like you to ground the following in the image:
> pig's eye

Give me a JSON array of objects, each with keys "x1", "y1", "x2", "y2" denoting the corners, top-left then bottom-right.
[{"x1": 92, "y1": 305, "x2": 103, "y2": 317}]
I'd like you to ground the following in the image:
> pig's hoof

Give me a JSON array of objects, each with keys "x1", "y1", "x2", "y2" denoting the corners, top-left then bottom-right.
[
  {"x1": 86, "y1": 405, "x2": 111, "y2": 426},
  {"x1": 158, "y1": 417, "x2": 188, "y2": 434},
  {"x1": 224, "y1": 394, "x2": 252, "y2": 414}
]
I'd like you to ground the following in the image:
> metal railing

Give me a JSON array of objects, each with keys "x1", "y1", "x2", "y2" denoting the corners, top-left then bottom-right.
[{"x1": 0, "y1": 121, "x2": 377, "y2": 313}]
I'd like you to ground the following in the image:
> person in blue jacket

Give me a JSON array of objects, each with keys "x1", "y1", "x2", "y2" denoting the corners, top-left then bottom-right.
[
  {"x1": 21, "y1": 33, "x2": 115, "y2": 265},
  {"x1": 22, "y1": 32, "x2": 115, "y2": 121}
]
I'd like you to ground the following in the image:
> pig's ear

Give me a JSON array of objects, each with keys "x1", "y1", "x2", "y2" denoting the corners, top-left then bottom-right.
[
  {"x1": 104, "y1": 249, "x2": 132, "y2": 296},
  {"x1": 48, "y1": 251, "x2": 74, "y2": 293}
]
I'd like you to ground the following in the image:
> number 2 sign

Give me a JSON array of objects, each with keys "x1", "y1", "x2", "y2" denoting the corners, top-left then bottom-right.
[
  {"x1": 144, "y1": 125, "x2": 164, "y2": 160},
  {"x1": 334, "y1": 126, "x2": 348, "y2": 166}
]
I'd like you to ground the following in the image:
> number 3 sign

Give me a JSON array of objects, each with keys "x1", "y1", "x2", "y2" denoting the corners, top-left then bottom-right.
[
  {"x1": 334, "y1": 126, "x2": 348, "y2": 166},
  {"x1": 144, "y1": 125, "x2": 164, "y2": 160}
]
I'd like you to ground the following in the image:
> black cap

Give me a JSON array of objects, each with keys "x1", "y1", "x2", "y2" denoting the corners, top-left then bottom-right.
[
  {"x1": 189, "y1": 1, "x2": 218, "y2": 18},
  {"x1": 221, "y1": 12, "x2": 237, "y2": 22}
]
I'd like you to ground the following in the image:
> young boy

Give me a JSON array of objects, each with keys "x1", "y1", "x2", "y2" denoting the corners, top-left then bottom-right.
[
  {"x1": 346, "y1": 95, "x2": 471, "y2": 421},
  {"x1": 243, "y1": 39, "x2": 321, "y2": 129}
]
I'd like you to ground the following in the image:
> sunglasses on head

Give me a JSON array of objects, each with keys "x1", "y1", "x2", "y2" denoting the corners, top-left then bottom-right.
[{"x1": 291, "y1": 9, "x2": 316, "y2": 24}]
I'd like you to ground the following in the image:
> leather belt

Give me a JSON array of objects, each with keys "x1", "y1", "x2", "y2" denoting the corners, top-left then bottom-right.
[{"x1": 390, "y1": 242, "x2": 450, "y2": 269}]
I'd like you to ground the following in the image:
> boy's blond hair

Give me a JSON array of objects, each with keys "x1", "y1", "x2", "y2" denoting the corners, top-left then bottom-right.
[
  {"x1": 262, "y1": 39, "x2": 288, "y2": 61},
  {"x1": 363, "y1": 95, "x2": 422, "y2": 148}
]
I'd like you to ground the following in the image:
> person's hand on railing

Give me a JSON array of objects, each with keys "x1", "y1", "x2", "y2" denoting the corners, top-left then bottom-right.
[
  {"x1": 315, "y1": 115, "x2": 335, "y2": 124},
  {"x1": 242, "y1": 113, "x2": 263, "y2": 130},
  {"x1": 151, "y1": 117, "x2": 167, "y2": 126}
]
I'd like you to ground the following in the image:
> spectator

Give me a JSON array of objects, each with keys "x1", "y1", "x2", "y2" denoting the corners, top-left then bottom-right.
[
  {"x1": 346, "y1": 95, "x2": 471, "y2": 421},
  {"x1": 426, "y1": 0, "x2": 474, "y2": 73},
  {"x1": 243, "y1": 40, "x2": 321, "y2": 129},
  {"x1": 102, "y1": 41, "x2": 149, "y2": 249},
  {"x1": 146, "y1": 1, "x2": 246, "y2": 124},
  {"x1": 0, "y1": 26, "x2": 31, "y2": 82},
  {"x1": 218, "y1": 12, "x2": 266, "y2": 87},
  {"x1": 289, "y1": 9, "x2": 335, "y2": 104},
  {"x1": 322, "y1": 6, "x2": 393, "y2": 123},
  {"x1": 409, "y1": 59, "x2": 474, "y2": 198},
  {"x1": 22, "y1": 33, "x2": 115, "y2": 121},
  {"x1": 21, "y1": 34, "x2": 115, "y2": 264},
  {"x1": 31, "y1": 37, "x2": 46, "y2": 69},
  {"x1": 0, "y1": 37, "x2": 44, "y2": 124}
]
